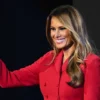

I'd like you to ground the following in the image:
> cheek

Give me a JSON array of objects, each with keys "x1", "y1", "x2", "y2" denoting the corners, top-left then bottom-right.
[
  {"x1": 67, "y1": 36, "x2": 73, "y2": 44},
  {"x1": 65, "y1": 30, "x2": 70, "y2": 37},
  {"x1": 50, "y1": 31, "x2": 54, "y2": 38},
  {"x1": 50, "y1": 33, "x2": 54, "y2": 42}
]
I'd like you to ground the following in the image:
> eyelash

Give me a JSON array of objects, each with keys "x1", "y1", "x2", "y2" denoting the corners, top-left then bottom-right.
[
  {"x1": 50, "y1": 27, "x2": 66, "y2": 30},
  {"x1": 50, "y1": 28, "x2": 55, "y2": 30},
  {"x1": 59, "y1": 27, "x2": 66, "y2": 30}
]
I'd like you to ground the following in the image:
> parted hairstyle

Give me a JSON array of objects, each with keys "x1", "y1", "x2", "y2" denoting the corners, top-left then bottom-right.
[{"x1": 46, "y1": 5, "x2": 96, "y2": 88}]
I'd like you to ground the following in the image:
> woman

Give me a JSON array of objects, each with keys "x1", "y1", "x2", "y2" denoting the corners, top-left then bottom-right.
[{"x1": 0, "y1": 5, "x2": 100, "y2": 100}]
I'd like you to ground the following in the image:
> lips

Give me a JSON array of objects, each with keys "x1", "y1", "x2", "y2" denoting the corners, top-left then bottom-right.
[{"x1": 55, "y1": 38, "x2": 66, "y2": 43}]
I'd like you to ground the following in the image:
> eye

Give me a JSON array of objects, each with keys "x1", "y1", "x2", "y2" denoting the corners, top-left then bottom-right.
[
  {"x1": 59, "y1": 27, "x2": 66, "y2": 30},
  {"x1": 50, "y1": 27, "x2": 56, "y2": 31}
]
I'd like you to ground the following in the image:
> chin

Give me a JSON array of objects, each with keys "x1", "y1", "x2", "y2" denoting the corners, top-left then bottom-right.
[{"x1": 55, "y1": 45, "x2": 66, "y2": 49}]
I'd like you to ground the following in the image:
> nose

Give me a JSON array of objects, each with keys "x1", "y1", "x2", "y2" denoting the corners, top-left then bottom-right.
[{"x1": 55, "y1": 29, "x2": 61, "y2": 37}]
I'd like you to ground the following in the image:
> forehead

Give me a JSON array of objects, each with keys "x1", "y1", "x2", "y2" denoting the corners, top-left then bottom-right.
[{"x1": 50, "y1": 16, "x2": 64, "y2": 26}]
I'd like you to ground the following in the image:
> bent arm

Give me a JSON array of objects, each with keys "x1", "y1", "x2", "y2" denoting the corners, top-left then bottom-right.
[
  {"x1": 84, "y1": 55, "x2": 100, "y2": 100},
  {"x1": 0, "y1": 59, "x2": 40, "y2": 88}
]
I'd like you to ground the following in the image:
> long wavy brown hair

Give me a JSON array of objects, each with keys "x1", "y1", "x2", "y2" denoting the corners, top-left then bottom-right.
[{"x1": 46, "y1": 5, "x2": 97, "y2": 88}]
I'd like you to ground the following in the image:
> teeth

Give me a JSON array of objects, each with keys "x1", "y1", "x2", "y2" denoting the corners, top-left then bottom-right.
[{"x1": 56, "y1": 39, "x2": 65, "y2": 43}]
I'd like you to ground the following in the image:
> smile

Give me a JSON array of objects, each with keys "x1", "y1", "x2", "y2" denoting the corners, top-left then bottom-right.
[{"x1": 55, "y1": 38, "x2": 66, "y2": 43}]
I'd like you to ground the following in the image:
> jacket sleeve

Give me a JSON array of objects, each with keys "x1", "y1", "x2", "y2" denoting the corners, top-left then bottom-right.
[
  {"x1": 0, "y1": 51, "x2": 52, "y2": 88},
  {"x1": 84, "y1": 55, "x2": 100, "y2": 100}
]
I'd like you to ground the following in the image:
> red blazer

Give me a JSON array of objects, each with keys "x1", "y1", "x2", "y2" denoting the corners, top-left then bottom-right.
[{"x1": 0, "y1": 50, "x2": 100, "y2": 100}]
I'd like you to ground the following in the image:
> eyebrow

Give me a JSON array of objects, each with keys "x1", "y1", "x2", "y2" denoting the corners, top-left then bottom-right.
[{"x1": 50, "y1": 26, "x2": 65, "y2": 27}]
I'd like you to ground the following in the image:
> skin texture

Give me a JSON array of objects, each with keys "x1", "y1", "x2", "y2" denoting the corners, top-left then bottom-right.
[{"x1": 50, "y1": 16, "x2": 75, "y2": 62}]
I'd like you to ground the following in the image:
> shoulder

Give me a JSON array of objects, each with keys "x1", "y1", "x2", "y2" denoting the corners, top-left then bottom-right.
[
  {"x1": 34, "y1": 50, "x2": 54, "y2": 65},
  {"x1": 84, "y1": 53, "x2": 100, "y2": 67},
  {"x1": 42, "y1": 50, "x2": 54, "y2": 59}
]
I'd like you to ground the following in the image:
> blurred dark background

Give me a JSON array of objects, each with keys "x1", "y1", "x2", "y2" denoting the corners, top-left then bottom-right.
[
  {"x1": 0, "y1": 0, "x2": 72, "y2": 100},
  {"x1": 0, "y1": 0, "x2": 100, "y2": 100}
]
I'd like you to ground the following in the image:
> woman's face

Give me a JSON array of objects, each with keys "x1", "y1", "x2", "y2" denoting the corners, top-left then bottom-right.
[{"x1": 50, "y1": 16, "x2": 72, "y2": 49}]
